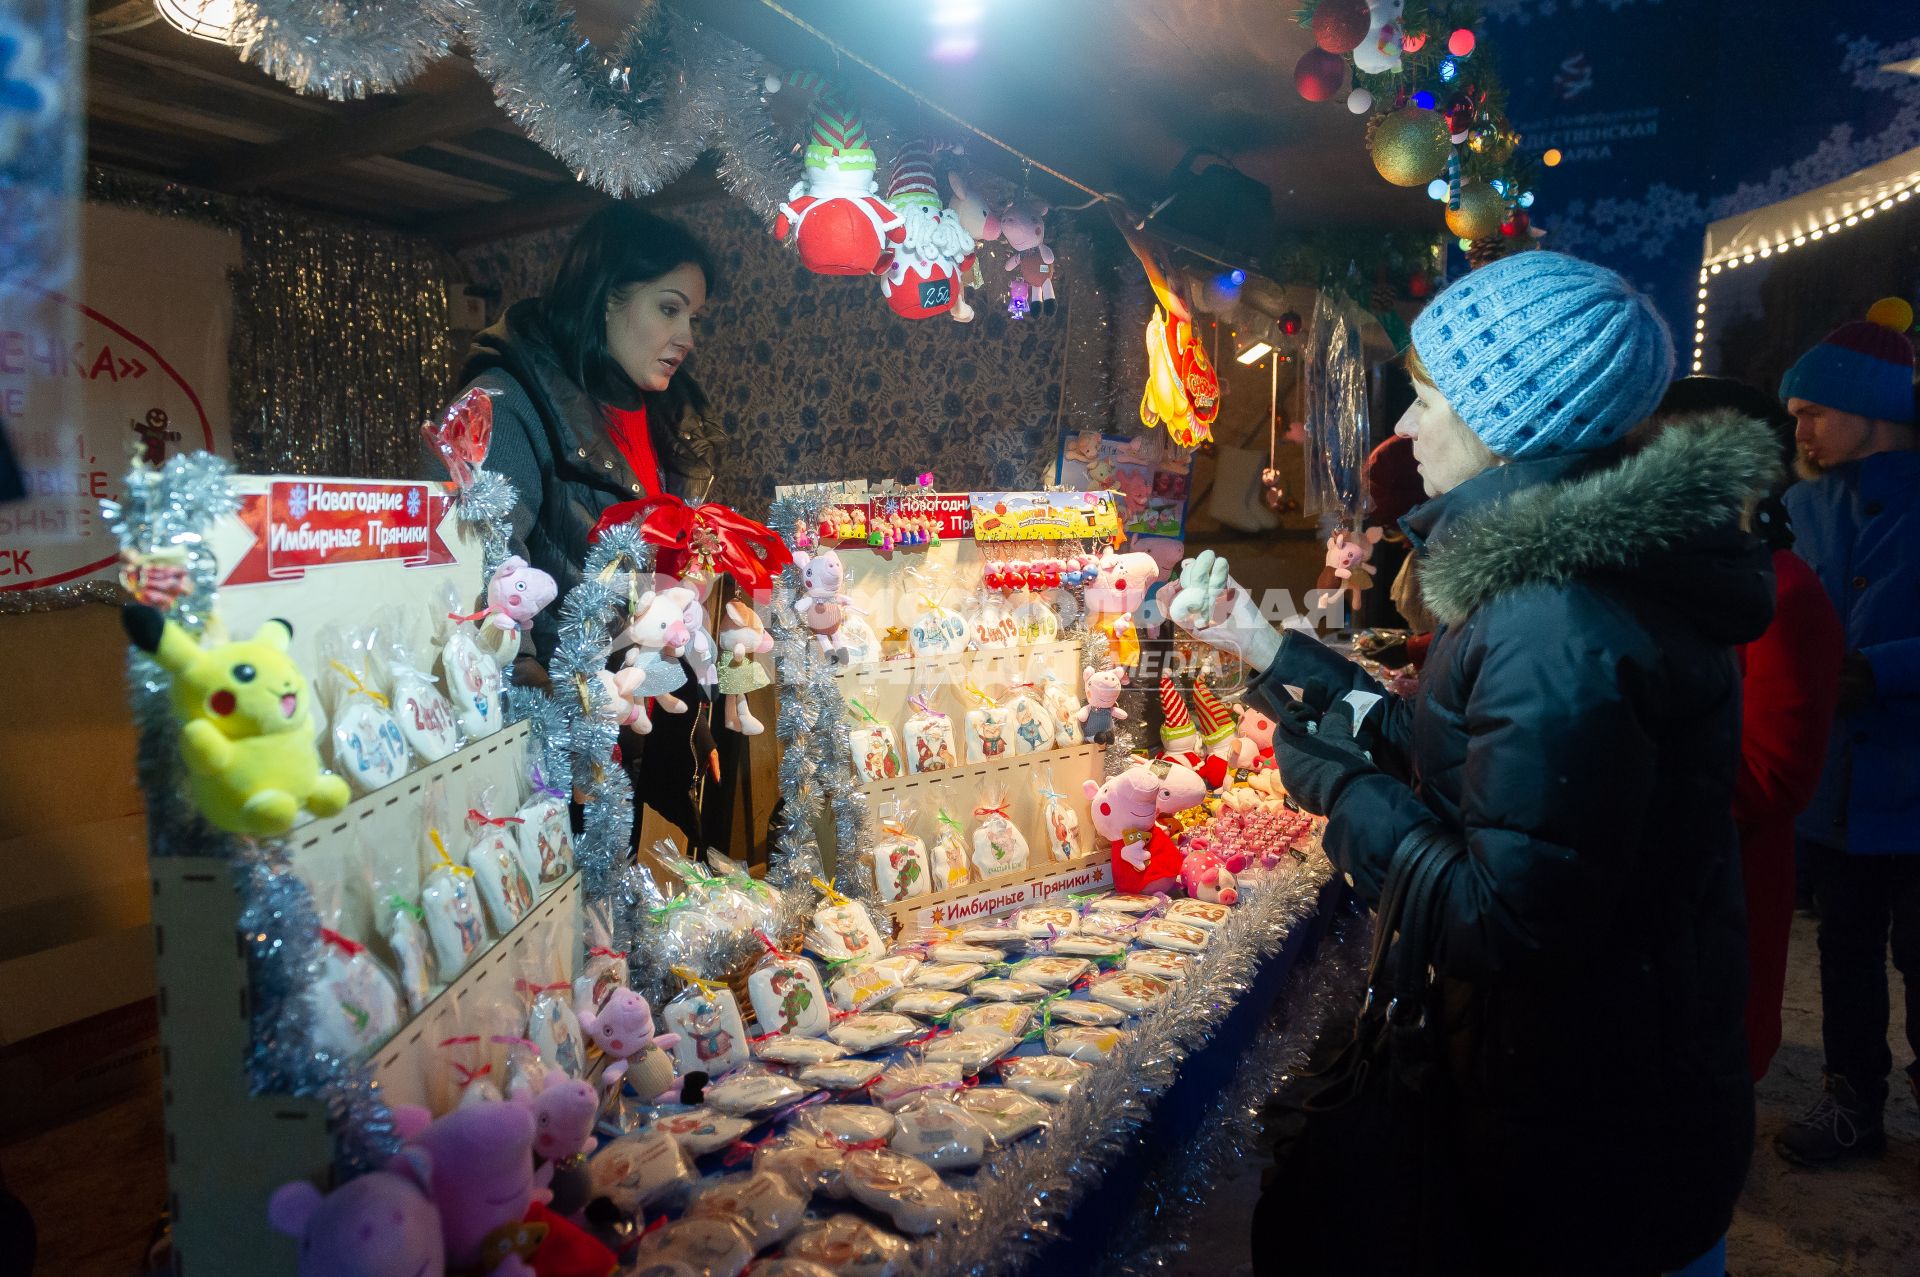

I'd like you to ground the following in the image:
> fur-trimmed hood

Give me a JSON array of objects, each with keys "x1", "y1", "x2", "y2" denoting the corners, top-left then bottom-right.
[{"x1": 1417, "y1": 409, "x2": 1782, "y2": 633}]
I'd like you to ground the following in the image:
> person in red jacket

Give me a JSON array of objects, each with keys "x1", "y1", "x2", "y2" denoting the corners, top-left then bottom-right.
[{"x1": 1657, "y1": 377, "x2": 1843, "y2": 1080}]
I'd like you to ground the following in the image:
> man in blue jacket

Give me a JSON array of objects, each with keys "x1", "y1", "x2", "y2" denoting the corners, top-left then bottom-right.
[{"x1": 1775, "y1": 310, "x2": 1920, "y2": 1165}]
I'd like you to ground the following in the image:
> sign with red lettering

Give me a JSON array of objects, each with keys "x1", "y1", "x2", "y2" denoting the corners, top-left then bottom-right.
[
  {"x1": 822, "y1": 491, "x2": 975, "y2": 546},
  {"x1": 222, "y1": 481, "x2": 456, "y2": 587},
  {"x1": 904, "y1": 857, "x2": 1113, "y2": 930}
]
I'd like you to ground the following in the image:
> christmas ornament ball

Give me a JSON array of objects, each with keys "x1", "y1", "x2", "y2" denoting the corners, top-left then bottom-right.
[
  {"x1": 1866, "y1": 296, "x2": 1914, "y2": 332},
  {"x1": 1369, "y1": 108, "x2": 1451, "y2": 186},
  {"x1": 1312, "y1": 0, "x2": 1371, "y2": 53},
  {"x1": 1347, "y1": 88, "x2": 1373, "y2": 114},
  {"x1": 1445, "y1": 181, "x2": 1506, "y2": 240},
  {"x1": 1293, "y1": 49, "x2": 1347, "y2": 102}
]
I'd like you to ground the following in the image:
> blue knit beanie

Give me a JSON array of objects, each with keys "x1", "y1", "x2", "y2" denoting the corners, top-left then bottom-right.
[
  {"x1": 1779, "y1": 317, "x2": 1916, "y2": 425},
  {"x1": 1409, "y1": 251, "x2": 1675, "y2": 458}
]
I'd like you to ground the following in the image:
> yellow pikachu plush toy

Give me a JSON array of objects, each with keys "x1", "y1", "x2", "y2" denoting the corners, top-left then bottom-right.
[{"x1": 123, "y1": 604, "x2": 352, "y2": 836}]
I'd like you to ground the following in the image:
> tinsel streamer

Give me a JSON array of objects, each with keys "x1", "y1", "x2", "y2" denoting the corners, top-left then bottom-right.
[
  {"x1": 0, "y1": 579, "x2": 122, "y2": 615},
  {"x1": 235, "y1": 842, "x2": 403, "y2": 1176},
  {"x1": 232, "y1": 0, "x2": 454, "y2": 100},
  {"x1": 699, "y1": 23, "x2": 795, "y2": 223},
  {"x1": 457, "y1": 469, "x2": 518, "y2": 578},
  {"x1": 903, "y1": 847, "x2": 1337, "y2": 1277},
  {"x1": 1097, "y1": 903, "x2": 1368, "y2": 1274}
]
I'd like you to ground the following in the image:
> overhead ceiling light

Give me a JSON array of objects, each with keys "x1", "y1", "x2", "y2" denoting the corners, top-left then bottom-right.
[
  {"x1": 1236, "y1": 342, "x2": 1274, "y2": 365},
  {"x1": 154, "y1": 0, "x2": 237, "y2": 43}
]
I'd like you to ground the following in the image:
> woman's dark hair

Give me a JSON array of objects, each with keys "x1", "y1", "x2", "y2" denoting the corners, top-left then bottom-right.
[
  {"x1": 541, "y1": 202, "x2": 716, "y2": 424},
  {"x1": 1655, "y1": 375, "x2": 1796, "y2": 473}
]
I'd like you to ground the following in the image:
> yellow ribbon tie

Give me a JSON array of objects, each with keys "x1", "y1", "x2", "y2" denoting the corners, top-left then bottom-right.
[
  {"x1": 811, "y1": 876, "x2": 851, "y2": 907},
  {"x1": 671, "y1": 965, "x2": 728, "y2": 993},
  {"x1": 428, "y1": 829, "x2": 473, "y2": 878},
  {"x1": 329, "y1": 660, "x2": 390, "y2": 708}
]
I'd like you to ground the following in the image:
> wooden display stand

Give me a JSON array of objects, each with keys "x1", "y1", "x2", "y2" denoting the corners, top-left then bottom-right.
[{"x1": 145, "y1": 475, "x2": 575, "y2": 1275}]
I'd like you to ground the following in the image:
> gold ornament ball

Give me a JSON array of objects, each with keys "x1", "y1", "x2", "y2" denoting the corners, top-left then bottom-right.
[
  {"x1": 1446, "y1": 181, "x2": 1506, "y2": 240},
  {"x1": 1370, "y1": 109, "x2": 1451, "y2": 187},
  {"x1": 1866, "y1": 296, "x2": 1914, "y2": 333}
]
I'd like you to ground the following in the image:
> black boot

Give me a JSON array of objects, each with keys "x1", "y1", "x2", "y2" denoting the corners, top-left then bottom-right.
[{"x1": 1775, "y1": 1074, "x2": 1887, "y2": 1165}]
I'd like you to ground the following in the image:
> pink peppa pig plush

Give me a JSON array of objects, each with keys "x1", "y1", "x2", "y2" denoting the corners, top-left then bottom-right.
[
  {"x1": 999, "y1": 198, "x2": 1058, "y2": 317},
  {"x1": 1083, "y1": 550, "x2": 1162, "y2": 668},
  {"x1": 1232, "y1": 703, "x2": 1278, "y2": 767},
  {"x1": 1087, "y1": 762, "x2": 1184, "y2": 895},
  {"x1": 515, "y1": 1070, "x2": 598, "y2": 1166},
  {"x1": 268, "y1": 1149, "x2": 444, "y2": 1277},
  {"x1": 393, "y1": 1101, "x2": 544, "y2": 1275},
  {"x1": 1180, "y1": 845, "x2": 1240, "y2": 906},
  {"x1": 1076, "y1": 665, "x2": 1130, "y2": 743},
  {"x1": 575, "y1": 986, "x2": 679, "y2": 1101},
  {"x1": 488, "y1": 557, "x2": 558, "y2": 635}
]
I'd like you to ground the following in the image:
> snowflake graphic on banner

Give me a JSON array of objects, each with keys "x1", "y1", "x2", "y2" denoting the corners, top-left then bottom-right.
[
  {"x1": 287, "y1": 486, "x2": 308, "y2": 520},
  {"x1": 406, "y1": 486, "x2": 421, "y2": 519}
]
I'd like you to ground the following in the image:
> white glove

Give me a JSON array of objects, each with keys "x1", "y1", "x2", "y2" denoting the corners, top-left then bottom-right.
[{"x1": 1165, "y1": 550, "x2": 1283, "y2": 672}]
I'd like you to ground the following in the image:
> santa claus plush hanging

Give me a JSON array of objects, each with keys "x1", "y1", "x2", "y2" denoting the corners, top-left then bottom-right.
[
  {"x1": 769, "y1": 71, "x2": 904, "y2": 276},
  {"x1": 877, "y1": 139, "x2": 978, "y2": 321}
]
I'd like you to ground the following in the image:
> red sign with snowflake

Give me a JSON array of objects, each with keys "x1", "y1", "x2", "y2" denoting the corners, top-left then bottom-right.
[{"x1": 222, "y1": 480, "x2": 455, "y2": 586}]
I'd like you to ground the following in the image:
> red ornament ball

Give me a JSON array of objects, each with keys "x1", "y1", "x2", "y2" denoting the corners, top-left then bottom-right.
[
  {"x1": 1293, "y1": 49, "x2": 1346, "y2": 102},
  {"x1": 1400, "y1": 31, "x2": 1427, "y2": 53},
  {"x1": 1408, "y1": 274, "x2": 1433, "y2": 299},
  {"x1": 1312, "y1": 0, "x2": 1370, "y2": 54},
  {"x1": 1447, "y1": 28, "x2": 1476, "y2": 57},
  {"x1": 1279, "y1": 310, "x2": 1303, "y2": 336}
]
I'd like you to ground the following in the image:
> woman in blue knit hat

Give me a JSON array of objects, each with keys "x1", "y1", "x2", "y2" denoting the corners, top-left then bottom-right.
[{"x1": 1170, "y1": 250, "x2": 1780, "y2": 1274}]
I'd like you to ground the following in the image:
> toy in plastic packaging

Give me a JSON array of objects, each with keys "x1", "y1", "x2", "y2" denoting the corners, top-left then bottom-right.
[
  {"x1": 1125, "y1": 948, "x2": 1195, "y2": 979},
  {"x1": 902, "y1": 690, "x2": 958, "y2": 773},
  {"x1": 1040, "y1": 673, "x2": 1087, "y2": 747},
  {"x1": 827, "y1": 1011, "x2": 919, "y2": 1053},
  {"x1": 704, "y1": 1067, "x2": 818, "y2": 1118},
  {"x1": 420, "y1": 823, "x2": 487, "y2": 977},
  {"x1": 806, "y1": 881, "x2": 887, "y2": 963},
  {"x1": 889, "y1": 1098, "x2": 989, "y2": 1170},
  {"x1": 756, "y1": 1133, "x2": 851, "y2": 1200},
  {"x1": 1012, "y1": 905, "x2": 1079, "y2": 938},
  {"x1": 303, "y1": 872, "x2": 404, "y2": 1062},
  {"x1": 588, "y1": 1128, "x2": 696, "y2": 1214},
  {"x1": 687, "y1": 1170, "x2": 810, "y2": 1249},
  {"x1": 1088, "y1": 969, "x2": 1173, "y2": 1014},
  {"x1": 828, "y1": 962, "x2": 906, "y2": 1014},
  {"x1": 378, "y1": 616, "x2": 463, "y2": 764},
  {"x1": 872, "y1": 801, "x2": 930, "y2": 904},
  {"x1": 319, "y1": 626, "x2": 410, "y2": 795},
  {"x1": 1044, "y1": 1024, "x2": 1127, "y2": 1061},
  {"x1": 962, "y1": 684, "x2": 1014, "y2": 762},
  {"x1": 783, "y1": 1215, "x2": 911, "y2": 1277},
  {"x1": 368, "y1": 832, "x2": 435, "y2": 1015},
  {"x1": 436, "y1": 583, "x2": 503, "y2": 739},
  {"x1": 911, "y1": 961, "x2": 988, "y2": 990},
  {"x1": 630, "y1": 1216, "x2": 755, "y2": 1277},
  {"x1": 650, "y1": 1106, "x2": 756, "y2": 1157},
  {"x1": 847, "y1": 693, "x2": 903, "y2": 782},
  {"x1": 1167, "y1": 898, "x2": 1232, "y2": 930},
  {"x1": 954, "y1": 1002, "x2": 1035, "y2": 1037},
  {"x1": 1011, "y1": 956, "x2": 1091, "y2": 990},
  {"x1": 927, "y1": 808, "x2": 972, "y2": 890},
  {"x1": 578, "y1": 984, "x2": 679, "y2": 1100},
  {"x1": 889, "y1": 988, "x2": 968, "y2": 1020},
  {"x1": 746, "y1": 934, "x2": 830, "y2": 1037},
  {"x1": 512, "y1": 765, "x2": 574, "y2": 889},
  {"x1": 970, "y1": 785, "x2": 1030, "y2": 879},
  {"x1": 1038, "y1": 768, "x2": 1083, "y2": 862},
  {"x1": 464, "y1": 789, "x2": 535, "y2": 933},
  {"x1": 869, "y1": 1059, "x2": 965, "y2": 1112},
  {"x1": 953, "y1": 1085, "x2": 1050, "y2": 1145},
  {"x1": 840, "y1": 1149, "x2": 966, "y2": 1234},
  {"x1": 660, "y1": 974, "x2": 751, "y2": 1080},
  {"x1": 798, "y1": 1056, "x2": 888, "y2": 1091},
  {"x1": 799, "y1": 1102, "x2": 899, "y2": 1146},
  {"x1": 753, "y1": 1034, "x2": 848, "y2": 1066},
  {"x1": 969, "y1": 978, "x2": 1048, "y2": 1003},
  {"x1": 1140, "y1": 918, "x2": 1213, "y2": 953},
  {"x1": 1005, "y1": 684, "x2": 1057, "y2": 755},
  {"x1": 999, "y1": 1053, "x2": 1094, "y2": 1102},
  {"x1": 922, "y1": 1028, "x2": 1019, "y2": 1073},
  {"x1": 1042, "y1": 996, "x2": 1126, "y2": 1027}
]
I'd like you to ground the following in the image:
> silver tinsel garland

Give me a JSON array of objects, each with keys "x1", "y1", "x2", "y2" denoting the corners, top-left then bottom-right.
[{"x1": 234, "y1": 0, "x2": 453, "y2": 101}]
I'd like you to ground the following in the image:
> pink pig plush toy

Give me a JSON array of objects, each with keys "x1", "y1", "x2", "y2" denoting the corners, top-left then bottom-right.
[
  {"x1": 1180, "y1": 844, "x2": 1241, "y2": 906},
  {"x1": 576, "y1": 986, "x2": 680, "y2": 1101},
  {"x1": 268, "y1": 1148, "x2": 444, "y2": 1277},
  {"x1": 487, "y1": 557, "x2": 558, "y2": 634},
  {"x1": 392, "y1": 1102, "x2": 540, "y2": 1276}
]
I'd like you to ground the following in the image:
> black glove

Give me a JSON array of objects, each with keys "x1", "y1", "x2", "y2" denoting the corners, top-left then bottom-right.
[{"x1": 1273, "y1": 698, "x2": 1376, "y2": 817}]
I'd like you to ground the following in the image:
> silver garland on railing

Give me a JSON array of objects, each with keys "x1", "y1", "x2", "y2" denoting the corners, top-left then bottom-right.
[
  {"x1": 233, "y1": 0, "x2": 453, "y2": 100},
  {"x1": 1099, "y1": 900, "x2": 1368, "y2": 1275},
  {"x1": 763, "y1": 491, "x2": 880, "y2": 904},
  {"x1": 904, "y1": 846, "x2": 1338, "y2": 1277},
  {"x1": 455, "y1": 468, "x2": 517, "y2": 580}
]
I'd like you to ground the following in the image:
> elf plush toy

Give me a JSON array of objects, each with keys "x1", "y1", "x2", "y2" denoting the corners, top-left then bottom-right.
[
  {"x1": 878, "y1": 139, "x2": 977, "y2": 321},
  {"x1": 122, "y1": 605, "x2": 351, "y2": 836},
  {"x1": 770, "y1": 71, "x2": 904, "y2": 277}
]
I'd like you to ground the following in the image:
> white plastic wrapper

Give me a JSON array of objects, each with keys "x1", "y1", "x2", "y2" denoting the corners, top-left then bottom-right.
[
  {"x1": 1040, "y1": 788, "x2": 1083, "y2": 862},
  {"x1": 922, "y1": 1028, "x2": 1020, "y2": 1074},
  {"x1": 1041, "y1": 677, "x2": 1087, "y2": 747},
  {"x1": 808, "y1": 900, "x2": 888, "y2": 964},
  {"x1": 970, "y1": 794, "x2": 1030, "y2": 879},
  {"x1": 889, "y1": 1099, "x2": 990, "y2": 1170},
  {"x1": 1011, "y1": 956, "x2": 1091, "y2": 990},
  {"x1": 1166, "y1": 899, "x2": 1233, "y2": 930},
  {"x1": 1041, "y1": 935, "x2": 1127, "y2": 960},
  {"x1": 1140, "y1": 919, "x2": 1213, "y2": 953},
  {"x1": 954, "y1": 1002, "x2": 1036, "y2": 1037},
  {"x1": 798, "y1": 1103, "x2": 897, "y2": 1146},
  {"x1": 872, "y1": 819, "x2": 931, "y2": 903},
  {"x1": 869, "y1": 1060, "x2": 965, "y2": 1111},
  {"x1": 928, "y1": 941, "x2": 1006, "y2": 964},
  {"x1": 753, "y1": 1035, "x2": 849, "y2": 1066},
  {"x1": 1077, "y1": 912, "x2": 1142, "y2": 944},
  {"x1": 1087, "y1": 970, "x2": 1174, "y2": 1014},
  {"x1": 953, "y1": 1085, "x2": 1052, "y2": 1145},
  {"x1": 466, "y1": 822, "x2": 534, "y2": 933},
  {"x1": 1085, "y1": 892, "x2": 1161, "y2": 915},
  {"x1": 1005, "y1": 688, "x2": 1058, "y2": 756},
  {"x1": 386, "y1": 649, "x2": 463, "y2": 764},
  {"x1": 756, "y1": 1134, "x2": 850, "y2": 1199},
  {"x1": 964, "y1": 704, "x2": 1014, "y2": 762},
  {"x1": 957, "y1": 923, "x2": 1021, "y2": 946},
  {"x1": 662, "y1": 983, "x2": 751, "y2": 1080},
  {"x1": 783, "y1": 1215, "x2": 911, "y2": 1277},
  {"x1": 330, "y1": 696, "x2": 410, "y2": 795},
  {"x1": 1042, "y1": 997, "x2": 1127, "y2": 1027},
  {"x1": 630, "y1": 1216, "x2": 755, "y2": 1277},
  {"x1": 1044, "y1": 1025, "x2": 1127, "y2": 1062},
  {"x1": 969, "y1": 978, "x2": 1049, "y2": 1003},
  {"x1": 511, "y1": 792, "x2": 574, "y2": 889},
  {"x1": 588, "y1": 1129, "x2": 696, "y2": 1214},
  {"x1": 1012, "y1": 906, "x2": 1080, "y2": 938},
  {"x1": 686, "y1": 1170, "x2": 810, "y2": 1249},
  {"x1": 420, "y1": 864, "x2": 485, "y2": 976},
  {"x1": 903, "y1": 693, "x2": 959, "y2": 773},
  {"x1": 927, "y1": 815, "x2": 973, "y2": 890},
  {"x1": 439, "y1": 619, "x2": 503, "y2": 741},
  {"x1": 828, "y1": 961, "x2": 906, "y2": 1014},
  {"x1": 747, "y1": 951, "x2": 831, "y2": 1038},
  {"x1": 704, "y1": 1069, "x2": 819, "y2": 1118},
  {"x1": 797, "y1": 1057, "x2": 888, "y2": 1092},
  {"x1": 911, "y1": 962, "x2": 989, "y2": 990},
  {"x1": 841, "y1": 1149, "x2": 965, "y2": 1235},
  {"x1": 306, "y1": 938, "x2": 405, "y2": 1062},
  {"x1": 890, "y1": 989, "x2": 969, "y2": 1020},
  {"x1": 649, "y1": 1106, "x2": 755, "y2": 1157},
  {"x1": 526, "y1": 989, "x2": 587, "y2": 1078},
  {"x1": 1124, "y1": 948, "x2": 1196, "y2": 979},
  {"x1": 871, "y1": 953, "x2": 924, "y2": 985},
  {"x1": 754, "y1": 1260, "x2": 842, "y2": 1277},
  {"x1": 999, "y1": 1053, "x2": 1095, "y2": 1102},
  {"x1": 849, "y1": 723, "x2": 905, "y2": 782},
  {"x1": 828, "y1": 1012, "x2": 920, "y2": 1053}
]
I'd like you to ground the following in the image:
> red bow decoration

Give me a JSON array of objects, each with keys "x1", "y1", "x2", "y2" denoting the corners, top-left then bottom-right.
[
  {"x1": 319, "y1": 927, "x2": 366, "y2": 957},
  {"x1": 468, "y1": 808, "x2": 525, "y2": 828},
  {"x1": 589, "y1": 494, "x2": 794, "y2": 600}
]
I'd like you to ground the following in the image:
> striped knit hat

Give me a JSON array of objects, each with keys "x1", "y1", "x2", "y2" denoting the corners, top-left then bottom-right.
[
  {"x1": 1780, "y1": 308, "x2": 1916, "y2": 425},
  {"x1": 773, "y1": 69, "x2": 877, "y2": 174},
  {"x1": 886, "y1": 140, "x2": 942, "y2": 211},
  {"x1": 1190, "y1": 676, "x2": 1236, "y2": 749},
  {"x1": 1159, "y1": 674, "x2": 1200, "y2": 754}
]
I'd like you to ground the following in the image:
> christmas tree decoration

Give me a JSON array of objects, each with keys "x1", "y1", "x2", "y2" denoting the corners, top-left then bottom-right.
[
  {"x1": 877, "y1": 138, "x2": 977, "y2": 321},
  {"x1": 1293, "y1": 48, "x2": 1346, "y2": 102},
  {"x1": 1346, "y1": 87, "x2": 1373, "y2": 114},
  {"x1": 1312, "y1": 0, "x2": 1372, "y2": 53},
  {"x1": 1351, "y1": 0, "x2": 1405, "y2": 74},
  {"x1": 1446, "y1": 180, "x2": 1506, "y2": 241},
  {"x1": 1369, "y1": 107, "x2": 1450, "y2": 187},
  {"x1": 769, "y1": 70, "x2": 904, "y2": 276},
  {"x1": 1448, "y1": 28, "x2": 1477, "y2": 58}
]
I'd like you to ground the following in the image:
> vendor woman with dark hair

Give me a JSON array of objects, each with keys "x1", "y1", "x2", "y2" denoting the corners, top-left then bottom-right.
[{"x1": 433, "y1": 202, "x2": 726, "y2": 841}]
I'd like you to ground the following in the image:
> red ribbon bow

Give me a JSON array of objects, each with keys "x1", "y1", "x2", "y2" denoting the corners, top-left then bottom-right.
[
  {"x1": 589, "y1": 946, "x2": 628, "y2": 960},
  {"x1": 468, "y1": 809, "x2": 525, "y2": 828},
  {"x1": 515, "y1": 979, "x2": 570, "y2": 997},
  {"x1": 319, "y1": 927, "x2": 366, "y2": 957},
  {"x1": 589, "y1": 493, "x2": 794, "y2": 600},
  {"x1": 973, "y1": 802, "x2": 1011, "y2": 819}
]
